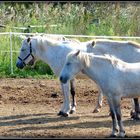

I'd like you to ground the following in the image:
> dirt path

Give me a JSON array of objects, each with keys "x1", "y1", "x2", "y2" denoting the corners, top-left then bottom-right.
[{"x1": 0, "y1": 78, "x2": 140, "y2": 138}]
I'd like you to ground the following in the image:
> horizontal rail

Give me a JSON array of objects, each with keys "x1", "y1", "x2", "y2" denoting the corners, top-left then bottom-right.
[
  {"x1": 0, "y1": 32, "x2": 140, "y2": 39},
  {"x1": 0, "y1": 32, "x2": 140, "y2": 75}
]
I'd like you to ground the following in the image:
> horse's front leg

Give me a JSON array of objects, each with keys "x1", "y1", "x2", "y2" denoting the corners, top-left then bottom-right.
[
  {"x1": 58, "y1": 82, "x2": 71, "y2": 117},
  {"x1": 107, "y1": 97, "x2": 118, "y2": 137},
  {"x1": 114, "y1": 98, "x2": 125, "y2": 137},
  {"x1": 69, "y1": 79, "x2": 77, "y2": 114}
]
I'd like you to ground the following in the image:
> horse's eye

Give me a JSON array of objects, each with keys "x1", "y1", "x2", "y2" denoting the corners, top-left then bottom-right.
[
  {"x1": 21, "y1": 49, "x2": 26, "y2": 52},
  {"x1": 66, "y1": 62, "x2": 71, "y2": 66}
]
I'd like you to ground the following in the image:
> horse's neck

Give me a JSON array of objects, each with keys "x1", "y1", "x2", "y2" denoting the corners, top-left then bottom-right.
[
  {"x1": 34, "y1": 39, "x2": 70, "y2": 75},
  {"x1": 34, "y1": 37, "x2": 89, "y2": 75},
  {"x1": 79, "y1": 53, "x2": 114, "y2": 86}
]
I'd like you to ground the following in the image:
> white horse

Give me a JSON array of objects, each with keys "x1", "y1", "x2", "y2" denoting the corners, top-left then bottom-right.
[
  {"x1": 86, "y1": 39, "x2": 140, "y2": 118},
  {"x1": 16, "y1": 35, "x2": 89, "y2": 117},
  {"x1": 16, "y1": 36, "x2": 140, "y2": 118},
  {"x1": 60, "y1": 50, "x2": 140, "y2": 137}
]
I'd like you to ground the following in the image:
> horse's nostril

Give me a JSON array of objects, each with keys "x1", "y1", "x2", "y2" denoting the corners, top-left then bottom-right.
[
  {"x1": 16, "y1": 62, "x2": 20, "y2": 68},
  {"x1": 60, "y1": 76, "x2": 63, "y2": 82},
  {"x1": 16, "y1": 62, "x2": 24, "y2": 69},
  {"x1": 16, "y1": 63, "x2": 18, "y2": 67}
]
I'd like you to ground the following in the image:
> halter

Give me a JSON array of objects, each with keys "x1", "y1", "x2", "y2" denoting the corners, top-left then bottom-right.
[{"x1": 18, "y1": 42, "x2": 34, "y2": 66}]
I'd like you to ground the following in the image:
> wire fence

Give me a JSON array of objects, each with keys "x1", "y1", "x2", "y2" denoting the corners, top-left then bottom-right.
[{"x1": 0, "y1": 32, "x2": 140, "y2": 75}]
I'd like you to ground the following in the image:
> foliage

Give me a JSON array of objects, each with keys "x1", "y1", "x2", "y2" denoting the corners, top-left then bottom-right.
[{"x1": 0, "y1": 2, "x2": 140, "y2": 78}]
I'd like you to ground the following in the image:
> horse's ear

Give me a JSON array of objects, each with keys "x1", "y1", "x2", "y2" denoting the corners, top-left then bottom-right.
[
  {"x1": 75, "y1": 50, "x2": 80, "y2": 56},
  {"x1": 19, "y1": 35, "x2": 27, "y2": 40},
  {"x1": 91, "y1": 41, "x2": 96, "y2": 47},
  {"x1": 62, "y1": 36, "x2": 66, "y2": 41},
  {"x1": 27, "y1": 37, "x2": 31, "y2": 43}
]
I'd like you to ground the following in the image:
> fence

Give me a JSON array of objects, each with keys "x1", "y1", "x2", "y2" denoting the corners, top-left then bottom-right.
[{"x1": 0, "y1": 32, "x2": 140, "y2": 75}]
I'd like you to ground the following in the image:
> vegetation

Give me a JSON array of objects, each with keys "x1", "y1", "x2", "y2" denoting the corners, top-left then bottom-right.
[{"x1": 0, "y1": 2, "x2": 140, "y2": 78}]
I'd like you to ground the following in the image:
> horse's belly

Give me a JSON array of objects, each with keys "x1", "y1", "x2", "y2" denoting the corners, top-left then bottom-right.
[{"x1": 122, "y1": 87, "x2": 140, "y2": 98}]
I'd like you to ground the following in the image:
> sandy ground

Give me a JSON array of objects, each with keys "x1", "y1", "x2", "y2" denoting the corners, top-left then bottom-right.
[{"x1": 0, "y1": 77, "x2": 140, "y2": 138}]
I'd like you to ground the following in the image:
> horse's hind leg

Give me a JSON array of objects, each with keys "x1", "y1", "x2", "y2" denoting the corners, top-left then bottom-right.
[
  {"x1": 69, "y1": 79, "x2": 76, "y2": 114},
  {"x1": 130, "y1": 98, "x2": 140, "y2": 120},
  {"x1": 107, "y1": 96, "x2": 125, "y2": 138},
  {"x1": 107, "y1": 98, "x2": 118, "y2": 137},
  {"x1": 93, "y1": 87, "x2": 103, "y2": 113}
]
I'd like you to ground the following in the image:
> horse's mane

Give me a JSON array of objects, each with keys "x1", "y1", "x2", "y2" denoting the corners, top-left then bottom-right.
[
  {"x1": 68, "y1": 50, "x2": 125, "y2": 69},
  {"x1": 42, "y1": 36, "x2": 62, "y2": 47},
  {"x1": 30, "y1": 35, "x2": 80, "y2": 48},
  {"x1": 86, "y1": 53, "x2": 126, "y2": 68},
  {"x1": 103, "y1": 54, "x2": 123, "y2": 67},
  {"x1": 40, "y1": 34, "x2": 81, "y2": 44},
  {"x1": 29, "y1": 35, "x2": 65, "y2": 48},
  {"x1": 40, "y1": 34, "x2": 66, "y2": 41}
]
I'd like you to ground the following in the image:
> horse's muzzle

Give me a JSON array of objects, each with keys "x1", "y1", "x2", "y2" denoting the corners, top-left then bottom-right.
[
  {"x1": 60, "y1": 76, "x2": 68, "y2": 84},
  {"x1": 16, "y1": 61, "x2": 25, "y2": 69}
]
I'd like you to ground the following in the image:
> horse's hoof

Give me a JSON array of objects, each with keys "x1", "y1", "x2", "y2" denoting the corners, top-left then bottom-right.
[
  {"x1": 130, "y1": 111, "x2": 135, "y2": 118},
  {"x1": 61, "y1": 112, "x2": 69, "y2": 117},
  {"x1": 93, "y1": 109, "x2": 100, "y2": 113},
  {"x1": 57, "y1": 111, "x2": 69, "y2": 117},
  {"x1": 109, "y1": 134, "x2": 117, "y2": 138},
  {"x1": 131, "y1": 113, "x2": 140, "y2": 120},
  {"x1": 132, "y1": 116, "x2": 140, "y2": 120},
  {"x1": 57, "y1": 111, "x2": 63, "y2": 116},
  {"x1": 118, "y1": 133, "x2": 125, "y2": 138},
  {"x1": 69, "y1": 110, "x2": 75, "y2": 114}
]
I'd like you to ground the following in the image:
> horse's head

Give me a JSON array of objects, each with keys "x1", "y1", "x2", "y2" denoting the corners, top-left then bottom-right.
[
  {"x1": 60, "y1": 50, "x2": 81, "y2": 84},
  {"x1": 16, "y1": 37, "x2": 36, "y2": 69}
]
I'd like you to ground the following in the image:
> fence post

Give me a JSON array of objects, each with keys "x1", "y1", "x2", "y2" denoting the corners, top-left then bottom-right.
[{"x1": 10, "y1": 31, "x2": 13, "y2": 74}]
